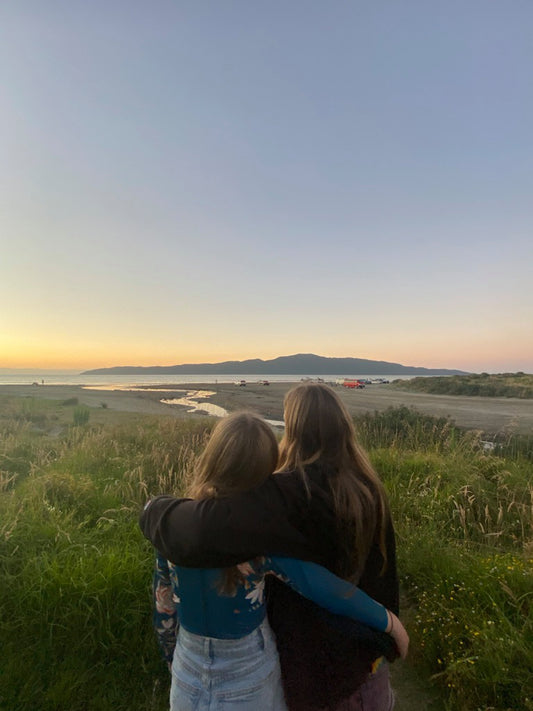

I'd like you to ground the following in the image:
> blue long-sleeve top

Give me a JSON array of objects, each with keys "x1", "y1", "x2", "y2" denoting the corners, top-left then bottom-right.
[{"x1": 153, "y1": 554, "x2": 388, "y2": 663}]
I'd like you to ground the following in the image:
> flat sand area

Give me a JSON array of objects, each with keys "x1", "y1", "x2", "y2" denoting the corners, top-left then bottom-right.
[{"x1": 2, "y1": 382, "x2": 532, "y2": 435}]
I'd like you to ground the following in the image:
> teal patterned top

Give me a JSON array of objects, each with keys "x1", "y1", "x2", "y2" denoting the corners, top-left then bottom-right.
[{"x1": 153, "y1": 554, "x2": 388, "y2": 663}]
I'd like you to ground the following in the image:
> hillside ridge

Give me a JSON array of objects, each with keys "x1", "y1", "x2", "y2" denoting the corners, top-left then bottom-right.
[{"x1": 82, "y1": 353, "x2": 468, "y2": 376}]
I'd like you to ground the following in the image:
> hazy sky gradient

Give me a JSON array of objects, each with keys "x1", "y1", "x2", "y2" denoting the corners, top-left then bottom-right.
[{"x1": 2, "y1": 1, "x2": 532, "y2": 372}]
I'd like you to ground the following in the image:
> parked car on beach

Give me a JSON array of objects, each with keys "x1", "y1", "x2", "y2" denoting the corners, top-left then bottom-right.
[{"x1": 342, "y1": 379, "x2": 365, "y2": 389}]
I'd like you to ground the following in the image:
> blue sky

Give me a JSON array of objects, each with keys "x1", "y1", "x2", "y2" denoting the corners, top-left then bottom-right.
[{"x1": 1, "y1": 1, "x2": 532, "y2": 372}]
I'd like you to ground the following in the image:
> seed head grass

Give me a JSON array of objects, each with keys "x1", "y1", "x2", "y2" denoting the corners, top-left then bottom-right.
[{"x1": 0, "y1": 397, "x2": 531, "y2": 710}]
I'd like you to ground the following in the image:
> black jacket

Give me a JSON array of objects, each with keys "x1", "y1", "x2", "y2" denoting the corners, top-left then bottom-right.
[{"x1": 140, "y1": 465, "x2": 399, "y2": 710}]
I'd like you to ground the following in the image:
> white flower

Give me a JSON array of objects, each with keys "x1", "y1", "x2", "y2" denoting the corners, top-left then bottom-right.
[
  {"x1": 155, "y1": 581, "x2": 175, "y2": 615},
  {"x1": 245, "y1": 578, "x2": 265, "y2": 606}
]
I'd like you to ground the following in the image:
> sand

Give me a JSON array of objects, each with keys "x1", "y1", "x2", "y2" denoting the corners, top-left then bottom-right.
[{"x1": 2, "y1": 381, "x2": 533, "y2": 435}]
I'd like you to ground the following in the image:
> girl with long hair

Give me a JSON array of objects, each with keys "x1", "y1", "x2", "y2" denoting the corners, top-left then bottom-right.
[{"x1": 142, "y1": 386, "x2": 405, "y2": 710}]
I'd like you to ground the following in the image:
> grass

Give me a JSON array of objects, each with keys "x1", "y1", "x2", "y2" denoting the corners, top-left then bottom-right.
[
  {"x1": 392, "y1": 372, "x2": 533, "y2": 399},
  {"x1": 355, "y1": 407, "x2": 532, "y2": 711},
  {"x1": 0, "y1": 395, "x2": 531, "y2": 710}
]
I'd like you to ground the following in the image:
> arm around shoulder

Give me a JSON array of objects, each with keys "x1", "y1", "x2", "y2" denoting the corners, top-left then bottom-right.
[
  {"x1": 140, "y1": 495, "x2": 224, "y2": 566},
  {"x1": 139, "y1": 479, "x2": 312, "y2": 567}
]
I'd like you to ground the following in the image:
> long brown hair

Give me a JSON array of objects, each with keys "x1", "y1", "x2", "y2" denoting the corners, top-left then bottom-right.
[
  {"x1": 187, "y1": 411, "x2": 278, "y2": 593},
  {"x1": 278, "y1": 382, "x2": 390, "y2": 581}
]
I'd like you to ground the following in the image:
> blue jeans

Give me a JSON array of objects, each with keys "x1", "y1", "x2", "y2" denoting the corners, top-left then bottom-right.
[{"x1": 170, "y1": 620, "x2": 288, "y2": 711}]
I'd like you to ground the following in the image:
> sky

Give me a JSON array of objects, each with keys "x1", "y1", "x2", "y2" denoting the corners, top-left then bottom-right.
[{"x1": 1, "y1": 1, "x2": 532, "y2": 373}]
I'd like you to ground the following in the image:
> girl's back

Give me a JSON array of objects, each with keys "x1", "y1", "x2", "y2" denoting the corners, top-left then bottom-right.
[{"x1": 162, "y1": 563, "x2": 267, "y2": 639}]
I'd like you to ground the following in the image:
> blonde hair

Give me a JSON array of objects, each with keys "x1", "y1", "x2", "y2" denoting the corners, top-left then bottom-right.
[
  {"x1": 187, "y1": 411, "x2": 278, "y2": 594},
  {"x1": 278, "y1": 382, "x2": 390, "y2": 580},
  {"x1": 187, "y1": 411, "x2": 278, "y2": 500}
]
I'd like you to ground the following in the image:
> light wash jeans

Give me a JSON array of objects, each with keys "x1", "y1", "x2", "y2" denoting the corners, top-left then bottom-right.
[{"x1": 170, "y1": 620, "x2": 288, "y2": 711}]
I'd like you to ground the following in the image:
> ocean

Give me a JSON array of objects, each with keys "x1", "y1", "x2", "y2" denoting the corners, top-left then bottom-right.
[{"x1": 0, "y1": 371, "x2": 413, "y2": 388}]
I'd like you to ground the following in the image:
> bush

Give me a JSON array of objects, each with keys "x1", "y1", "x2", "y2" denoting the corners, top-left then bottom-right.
[
  {"x1": 392, "y1": 373, "x2": 533, "y2": 399},
  {"x1": 73, "y1": 406, "x2": 90, "y2": 426}
]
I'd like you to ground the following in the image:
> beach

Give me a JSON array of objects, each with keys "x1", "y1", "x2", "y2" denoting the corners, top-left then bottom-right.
[{"x1": 2, "y1": 381, "x2": 533, "y2": 435}]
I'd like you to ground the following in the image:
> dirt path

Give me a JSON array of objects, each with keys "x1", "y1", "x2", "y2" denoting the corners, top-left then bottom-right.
[{"x1": 390, "y1": 659, "x2": 445, "y2": 711}]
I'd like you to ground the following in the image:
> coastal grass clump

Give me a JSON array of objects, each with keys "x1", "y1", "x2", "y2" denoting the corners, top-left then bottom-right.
[
  {"x1": 73, "y1": 405, "x2": 91, "y2": 426},
  {"x1": 354, "y1": 405, "x2": 477, "y2": 454},
  {"x1": 0, "y1": 408, "x2": 212, "y2": 711},
  {"x1": 0, "y1": 397, "x2": 531, "y2": 710},
  {"x1": 391, "y1": 372, "x2": 533, "y2": 398},
  {"x1": 61, "y1": 396, "x2": 79, "y2": 406},
  {"x1": 364, "y1": 409, "x2": 533, "y2": 710},
  {"x1": 494, "y1": 431, "x2": 533, "y2": 462}
]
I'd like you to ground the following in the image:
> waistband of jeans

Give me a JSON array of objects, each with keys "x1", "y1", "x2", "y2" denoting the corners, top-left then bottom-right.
[{"x1": 178, "y1": 618, "x2": 274, "y2": 658}]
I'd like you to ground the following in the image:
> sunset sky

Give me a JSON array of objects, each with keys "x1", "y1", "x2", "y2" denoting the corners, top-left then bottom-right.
[{"x1": 2, "y1": 2, "x2": 532, "y2": 373}]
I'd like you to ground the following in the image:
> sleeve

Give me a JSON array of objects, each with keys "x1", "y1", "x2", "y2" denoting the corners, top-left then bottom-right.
[
  {"x1": 152, "y1": 554, "x2": 179, "y2": 665},
  {"x1": 266, "y1": 556, "x2": 389, "y2": 631},
  {"x1": 139, "y1": 483, "x2": 312, "y2": 567}
]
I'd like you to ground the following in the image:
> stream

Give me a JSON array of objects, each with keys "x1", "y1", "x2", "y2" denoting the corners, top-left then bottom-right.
[{"x1": 161, "y1": 390, "x2": 284, "y2": 428}]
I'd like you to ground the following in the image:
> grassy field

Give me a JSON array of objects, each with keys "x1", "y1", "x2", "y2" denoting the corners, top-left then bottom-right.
[
  {"x1": 392, "y1": 372, "x2": 533, "y2": 399},
  {"x1": 0, "y1": 395, "x2": 531, "y2": 710}
]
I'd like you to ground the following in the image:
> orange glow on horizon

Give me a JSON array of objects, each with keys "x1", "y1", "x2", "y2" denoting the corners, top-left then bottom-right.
[
  {"x1": 2, "y1": 346, "x2": 532, "y2": 374},
  {"x1": 2, "y1": 332, "x2": 532, "y2": 374}
]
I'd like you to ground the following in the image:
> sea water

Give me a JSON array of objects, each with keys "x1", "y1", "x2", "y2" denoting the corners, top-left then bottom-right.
[{"x1": 0, "y1": 371, "x2": 413, "y2": 387}]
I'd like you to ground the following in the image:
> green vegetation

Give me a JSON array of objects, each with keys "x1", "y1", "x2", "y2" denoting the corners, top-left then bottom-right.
[
  {"x1": 61, "y1": 397, "x2": 80, "y2": 406},
  {"x1": 355, "y1": 407, "x2": 533, "y2": 711},
  {"x1": 73, "y1": 405, "x2": 91, "y2": 426},
  {"x1": 0, "y1": 396, "x2": 531, "y2": 710},
  {"x1": 392, "y1": 372, "x2": 533, "y2": 399}
]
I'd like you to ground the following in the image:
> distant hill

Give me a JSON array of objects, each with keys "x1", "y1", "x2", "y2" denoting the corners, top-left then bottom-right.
[{"x1": 82, "y1": 354, "x2": 468, "y2": 376}]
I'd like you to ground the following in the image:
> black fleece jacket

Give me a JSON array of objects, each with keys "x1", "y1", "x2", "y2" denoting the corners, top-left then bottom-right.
[{"x1": 140, "y1": 465, "x2": 399, "y2": 710}]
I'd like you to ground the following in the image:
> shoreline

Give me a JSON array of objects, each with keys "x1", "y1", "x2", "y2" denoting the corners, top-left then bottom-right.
[{"x1": 1, "y1": 382, "x2": 532, "y2": 435}]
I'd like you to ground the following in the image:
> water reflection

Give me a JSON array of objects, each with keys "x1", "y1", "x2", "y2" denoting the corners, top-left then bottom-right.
[
  {"x1": 82, "y1": 385, "x2": 187, "y2": 392},
  {"x1": 265, "y1": 419, "x2": 285, "y2": 429},
  {"x1": 161, "y1": 390, "x2": 285, "y2": 429},
  {"x1": 161, "y1": 390, "x2": 228, "y2": 418}
]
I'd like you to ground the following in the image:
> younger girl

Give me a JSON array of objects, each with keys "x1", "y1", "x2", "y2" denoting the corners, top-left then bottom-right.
[{"x1": 148, "y1": 411, "x2": 408, "y2": 711}]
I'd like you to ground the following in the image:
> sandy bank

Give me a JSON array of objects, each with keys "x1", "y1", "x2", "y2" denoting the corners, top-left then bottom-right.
[{"x1": 1, "y1": 382, "x2": 532, "y2": 435}]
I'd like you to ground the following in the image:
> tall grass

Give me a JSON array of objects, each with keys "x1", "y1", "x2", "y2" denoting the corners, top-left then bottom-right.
[
  {"x1": 354, "y1": 407, "x2": 532, "y2": 710},
  {"x1": 0, "y1": 399, "x2": 212, "y2": 711},
  {"x1": 1, "y1": 397, "x2": 531, "y2": 710},
  {"x1": 391, "y1": 372, "x2": 533, "y2": 398}
]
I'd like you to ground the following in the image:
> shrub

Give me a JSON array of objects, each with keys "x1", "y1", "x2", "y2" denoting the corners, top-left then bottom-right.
[
  {"x1": 73, "y1": 406, "x2": 90, "y2": 427},
  {"x1": 392, "y1": 373, "x2": 533, "y2": 399}
]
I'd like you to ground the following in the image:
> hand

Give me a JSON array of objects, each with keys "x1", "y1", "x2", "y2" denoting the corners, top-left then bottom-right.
[{"x1": 386, "y1": 611, "x2": 409, "y2": 660}]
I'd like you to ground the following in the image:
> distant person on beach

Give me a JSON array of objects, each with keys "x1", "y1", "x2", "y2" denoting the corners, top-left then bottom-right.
[
  {"x1": 141, "y1": 384, "x2": 406, "y2": 710},
  {"x1": 145, "y1": 412, "x2": 407, "y2": 711}
]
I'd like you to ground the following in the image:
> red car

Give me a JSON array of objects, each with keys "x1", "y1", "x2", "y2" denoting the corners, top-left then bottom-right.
[{"x1": 342, "y1": 379, "x2": 365, "y2": 389}]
